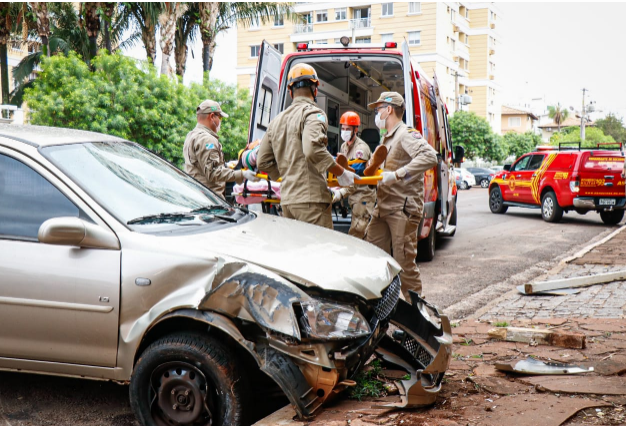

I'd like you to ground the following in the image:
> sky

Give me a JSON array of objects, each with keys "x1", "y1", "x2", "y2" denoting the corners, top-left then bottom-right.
[{"x1": 127, "y1": 2, "x2": 626, "y2": 120}]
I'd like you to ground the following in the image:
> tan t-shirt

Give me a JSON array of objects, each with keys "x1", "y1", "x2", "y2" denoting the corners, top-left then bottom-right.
[
  {"x1": 257, "y1": 97, "x2": 335, "y2": 206},
  {"x1": 338, "y1": 136, "x2": 376, "y2": 205},
  {"x1": 374, "y1": 121, "x2": 438, "y2": 217},
  {"x1": 183, "y1": 124, "x2": 243, "y2": 197}
]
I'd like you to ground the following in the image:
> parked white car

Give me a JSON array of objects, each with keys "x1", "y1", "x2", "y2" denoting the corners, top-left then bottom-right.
[{"x1": 454, "y1": 169, "x2": 476, "y2": 190}]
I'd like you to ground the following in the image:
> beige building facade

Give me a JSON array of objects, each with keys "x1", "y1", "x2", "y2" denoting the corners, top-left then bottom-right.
[
  {"x1": 501, "y1": 105, "x2": 538, "y2": 134},
  {"x1": 236, "y1": 2, "x2": 502, "y2": 132}
]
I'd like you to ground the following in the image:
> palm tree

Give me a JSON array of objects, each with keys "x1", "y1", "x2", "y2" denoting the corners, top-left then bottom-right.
[
  {"x1": 199, "y1": 2, "x2": 292, "y2": 77},
  {"x1": 121, "y1": 2, "x2": 163, "y2": 64},
  {"x1": 0, "y1": 3, "x2": 14, "y2": 104},
  {"x1": 82, "y1": 2, "x2": 101, "y2": 60},
  {"x1": 30, "y1": 2, "x2": 50, "y2": 57},
  {"x1": 101, "y1": 2, "x2": 115, "y2": 53},
  {"x1": 158, "y1": 2, "x2": 186, "y2": 76},
  {"x1": 174, "y1": 2, "x2": 199, "y2": 78},
  {"x1": 548, "y1": 103, "x2": 570, "y2": 132}
]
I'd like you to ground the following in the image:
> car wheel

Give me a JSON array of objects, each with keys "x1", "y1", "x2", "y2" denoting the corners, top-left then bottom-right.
[
  {"x1": 460, "y1": 181, "x2": 468, "y2": 190},
  {"x1": 600, "y1": 210, "x2": 624, "y2": 225},
  {"x1": 489, "y1": 186, "x2": 508, "y2": 214},
  {"x1": 541, "y1": 191, "x2": 563, "y2": 223},
  {"x1": 417, "y1": 219, "x2": 436, "y2": 261},
  {"x1": 480, "y1": 179, "x2": 489, "y2": 188},
  {"x1": 448, "y1": 199, "x2": 457, "y2": 236},
  {"x1": 130, "y1": 333, "x2": 245, "y2": 426}
]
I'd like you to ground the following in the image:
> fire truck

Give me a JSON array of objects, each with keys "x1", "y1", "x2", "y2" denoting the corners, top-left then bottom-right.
[{"x1": 249, "y1": 39, "x2": 458, "y2": 260}]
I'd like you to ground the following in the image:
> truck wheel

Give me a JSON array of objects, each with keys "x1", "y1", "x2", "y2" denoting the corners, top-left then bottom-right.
[
  {"x1": 541, "y1": 191, "x2": 563, "y2": 223},
  {"x1": 417, "y1": 220, "x2": 436, "y2": 261},
  {"x1": 130, "y1": 333, "x2": 245, "y2": 426},
  {"x1": 600, "y1": 210, "x2": 624, "y2": 225},
  {"x1": 489, "y1": 187, "x2": 508, "y2": 214},
  {"x1": 480, "y1": 179, "x2": 489, "y2": 188}
]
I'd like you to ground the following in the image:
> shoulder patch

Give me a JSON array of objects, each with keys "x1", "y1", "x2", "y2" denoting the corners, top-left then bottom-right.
[
  {"x1": 316, "y1": 113, "x2": 326, "y2": 123},
  {"x1": 407, "y1": 128, "x2": 423, "y2": 139},
  {"x1": 206, "y1": 143, "x2": 215, "y2": 150},
  {"x1": 355, "y1": 150, "x2": 364, "y2": 159}
]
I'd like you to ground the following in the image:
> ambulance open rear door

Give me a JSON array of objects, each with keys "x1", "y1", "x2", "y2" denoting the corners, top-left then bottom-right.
[
  {"x1": 248, "y1": 40, "x2": 282, "y2": 143},
  {"x1": 401, "y1": 41, "x2": 415, "y2": 129}
]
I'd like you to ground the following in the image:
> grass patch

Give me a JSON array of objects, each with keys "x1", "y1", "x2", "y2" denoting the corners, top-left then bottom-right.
[
  {"x1": 460, "y1": 338, "x2": 473, "y2": 346},
  {"x1": 494, "y1": 321, "x2": 510, "y2": 327},
  {"x1": 349, "y1": 359, "x2": 387, "y2": 400}
]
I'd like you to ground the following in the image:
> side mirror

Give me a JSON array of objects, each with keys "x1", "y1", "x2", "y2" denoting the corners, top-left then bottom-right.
[
  {"x1": 38, "y1": 217, "x2": 120, "y2": 250},
  {"x1": 453, "y1": 145, "x2": 465, "y2": 164},
  {"x1": 503, "y1": 164, "x2": 511, "y2": 171}
]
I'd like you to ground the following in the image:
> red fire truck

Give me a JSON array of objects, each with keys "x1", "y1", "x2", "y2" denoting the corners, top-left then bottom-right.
[{"x1": 249, "y1": 39, "x2": 458, "y2": 260}]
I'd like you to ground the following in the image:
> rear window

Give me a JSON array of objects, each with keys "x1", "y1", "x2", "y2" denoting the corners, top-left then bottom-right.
[{"x1": 580, "y1": 153, "x2": 624, "y2": 172}]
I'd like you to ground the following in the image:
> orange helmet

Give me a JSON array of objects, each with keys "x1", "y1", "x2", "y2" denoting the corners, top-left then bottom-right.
[
  {"x1": 287, "y1": 63, "x2": 319, "y2": 88},
  {"x1": 340, "y1": 111, "x2": 360, "y2": 127}
]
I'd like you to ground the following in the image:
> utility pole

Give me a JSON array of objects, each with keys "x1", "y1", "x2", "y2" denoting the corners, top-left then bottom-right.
[
  {"x1": 452, "y1": 70, "x2": 460, "y2": 112},
  {"x1": 581, "y1": 88, "x2": 586, "y2": 141}
]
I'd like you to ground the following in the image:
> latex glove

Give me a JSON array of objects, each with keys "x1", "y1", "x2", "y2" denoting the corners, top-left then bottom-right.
[
  {"x1": 380, "y1": 171, "x2": 398, "y2": 186},
  {"x1": 336, "y1": 169, "x2": 356, "y2": 187},
  {"x1": 331, "y1": 188, "x2": 343, "y2": 204},
  {"x1": 242, "y1": 170, "x2": 260, "y2": 182}
]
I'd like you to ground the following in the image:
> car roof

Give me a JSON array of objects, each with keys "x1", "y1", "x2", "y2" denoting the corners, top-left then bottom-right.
[{"x1": 0, "y1": 124, "x2": 126, "y2": 148}]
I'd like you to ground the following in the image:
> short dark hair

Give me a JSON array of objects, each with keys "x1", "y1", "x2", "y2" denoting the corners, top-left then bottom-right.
[
  {"x1": 291, "y1": 85, "x2": 316, "y2": 98},
  {"x1": 383, "y1": 102, "x2": 405, "y2": 118}
]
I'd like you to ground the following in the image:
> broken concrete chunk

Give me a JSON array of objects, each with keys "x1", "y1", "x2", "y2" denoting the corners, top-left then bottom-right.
[
  {"x1": 468, "y1": 376, "x2": 530, "y2": 395},
  {"x1": 488, "y1": 326, "x2": 586, "y2": 349},
  {"x1": 520, "y1": 376, "x2": 626, "y2": 395},
  {"x1": 495, "y1": 357, "x2": 594, "y2": 375},
  {"x1": 522, "y1": 269, "x2": 626, "y2": 295}
]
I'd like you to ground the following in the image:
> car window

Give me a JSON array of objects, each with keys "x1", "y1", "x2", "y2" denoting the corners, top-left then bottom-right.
[
  {"x1": 512, "y1": 156, "x2": 531, "y2": 172},
  {"x1": 0, "y1": 153, "x2": 79, "y2": 240},
  {"x1": 525, "y1": 154, "x2": 545, "y2": 171}
]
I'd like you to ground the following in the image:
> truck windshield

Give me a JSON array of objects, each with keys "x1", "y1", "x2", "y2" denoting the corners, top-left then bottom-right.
[{"x1": 42, "y1": 142, "x2": 231, "y2": 227}]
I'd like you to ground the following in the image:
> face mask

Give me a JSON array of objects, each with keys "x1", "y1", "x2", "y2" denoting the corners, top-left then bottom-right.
[
  {"x1": 375, "y1": 110, "x2": 387, "y2": 130},
  {"x1": 341, "y1": 130, "x2": 353, "y2": 142}
]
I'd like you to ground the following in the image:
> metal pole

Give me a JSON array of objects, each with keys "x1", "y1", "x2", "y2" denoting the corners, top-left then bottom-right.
[
  {"x1": 581, "y1": 88, "x2": 587, "y2": 141},
  {"x1": 455, "y1": 71, "x2": 459, "y2": 112}
]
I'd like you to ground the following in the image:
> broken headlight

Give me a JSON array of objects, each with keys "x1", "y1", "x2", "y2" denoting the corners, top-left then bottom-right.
[{"x1": 299, "y1": 300, "x2": 371, "y2": 340}]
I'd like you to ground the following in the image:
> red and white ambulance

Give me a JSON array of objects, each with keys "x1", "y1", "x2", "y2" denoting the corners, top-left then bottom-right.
[{"x1": 248, "y1": 39, "x2": 458, "y2": 260}]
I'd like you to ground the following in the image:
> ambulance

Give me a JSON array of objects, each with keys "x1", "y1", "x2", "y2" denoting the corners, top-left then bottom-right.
[{"x1": 248, "y1": 39, "x2": 458, "y2": 260}]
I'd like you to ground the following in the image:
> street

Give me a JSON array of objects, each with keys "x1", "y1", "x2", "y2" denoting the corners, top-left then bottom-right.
[
  {"x1": 0, "y1": 187, "x2": 619, "y2": 426},
  {"x1": 421, "y1": 186, "x2": 617, "y2": 318}
]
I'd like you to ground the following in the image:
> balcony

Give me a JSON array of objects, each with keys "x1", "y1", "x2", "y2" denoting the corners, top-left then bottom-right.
[
  {"x1": 293, "y1": 23, "x2": 314, "y2": 34},
  {"x1": 349, "y1": 18, "x2": 371, "y2": 29}
]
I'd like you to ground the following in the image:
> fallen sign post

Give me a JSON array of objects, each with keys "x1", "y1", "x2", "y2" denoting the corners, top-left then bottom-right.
[
  {"x1": 488, "y1": 326, "x2": 586, "y2": 349},
  {"x1": 522, "y1": 269, "x2": 626, "y2": 295}
]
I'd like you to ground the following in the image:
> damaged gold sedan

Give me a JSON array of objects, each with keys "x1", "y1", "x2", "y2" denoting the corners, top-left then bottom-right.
[{"x1": 0, "y1": 125, "x2": 451, "y2": 426}]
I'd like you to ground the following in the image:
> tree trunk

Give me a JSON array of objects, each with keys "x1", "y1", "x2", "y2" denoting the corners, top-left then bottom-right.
[
  {"x1": 103, "y1": 2, "x2": 115, "y2": 53},
  {"x1": 142, "y1": 21, "x2": 157, "y2": 64},
  {"x1": 159, "y1": 4, "x2": 182, "y2": 76},
  {"x1": 208, "y1": 39, "x2": 217, "y2": 72},
  {"x1": 199, "y1": 2, "x2": 219, "y2": 75},
  {"x1": 174, "y1": 38, "x2": 187, "y2": 78},
  {"x1": 84, "y1": 2, "x2": 101, "y2": 60},
  {"x1": 31, "y1": 2, "x2": 50, "y2": 57},
  {"x1": 0, "y1": 43, "x2": 8, "y2": 105}
]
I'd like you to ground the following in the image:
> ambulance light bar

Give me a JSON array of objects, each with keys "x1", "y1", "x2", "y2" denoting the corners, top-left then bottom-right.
[{"x1": 296, "y1": 42, "x2": 397, "y2": 51}]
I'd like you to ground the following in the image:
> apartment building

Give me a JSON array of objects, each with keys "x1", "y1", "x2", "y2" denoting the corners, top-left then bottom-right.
[{"x1": 236, "y1": 2, "x2": 502, "y2": 132}]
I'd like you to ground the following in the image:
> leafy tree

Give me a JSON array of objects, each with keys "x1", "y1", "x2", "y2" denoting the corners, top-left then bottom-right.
[
  {"x1": 595, "y1": 113, "x2": 626, "y2": 142},
  {"x1": 502, "y1": 131, "x2": 541, "y2": 159},
  {"x1": 547, "y1": 103, "x2": 569, "y2": 132},
  {"x1": 449, "y1": 111, "x2": 493, "y2": 160},
  {"x1": 550, "y1": 126, "x2": 615, "y2": 148},
  {"x1": 24, "y1": 51, "x2": 252, "y2": 166},
  {"x1": 120, "y1": 2, "x2": 163, "y2": 64},
  {"x1": 482, "y1": 133, "x2": 507, "y2": 162}
]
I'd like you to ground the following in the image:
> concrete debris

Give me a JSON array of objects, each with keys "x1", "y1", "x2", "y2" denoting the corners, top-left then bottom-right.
[
  {"x1": 495, "y1": 357, "x2": 594, "y2": 375},
  {"x1": 488, "y1": 326, "x2": 586, "y2": 349}
]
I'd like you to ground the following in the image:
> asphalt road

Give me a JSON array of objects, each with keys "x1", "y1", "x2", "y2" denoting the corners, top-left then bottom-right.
[
  {"x1": 0, "y1": 187, "x2": 618, "y2": 426},
  {"x1": 420, "y1": 186, "x2": 617, "y2": 318}
]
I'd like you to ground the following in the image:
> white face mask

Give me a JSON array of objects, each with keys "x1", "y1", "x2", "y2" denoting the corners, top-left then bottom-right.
[
  {"x1": 341, "y1": 130, "x2": 353, "y2": 142},
  {"x1": 375, "y1": 111, "x2": 387, "y2": 130}
]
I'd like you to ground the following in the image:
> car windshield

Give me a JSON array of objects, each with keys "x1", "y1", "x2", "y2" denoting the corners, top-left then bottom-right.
[{"x1": 42, "y1": 142, "x2": 231, "y2": 226}]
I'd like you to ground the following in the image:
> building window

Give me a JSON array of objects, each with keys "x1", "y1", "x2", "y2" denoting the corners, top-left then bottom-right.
[
  {"x1": 335, "y1": 8, "x2": 347, "y2": 21},
  {"x1": 382, "y1": 3, "x2": 393, "y2": 17},
  {"x1": 408, "y1": 2, "x2": 421, "y2": 14},
  {"x1": 508, "y1": 117, "x2": 522, "y2": 127},
  {"x1": 250, "y1": 45, "x2": 260, "y2": 58},
  {"x1": 274, "y1": 14, "x2": 284, "y2": 27},
  {"x1": 451, "y1": 9, "x2": 456, "y2": 22},
  {"x1": 381, "y1": 33, "x2": 393, "y2": 43},
  {"x1": 301, "y1": 12, "x2": 312, "y2": 24},
  {"x1": 316, "y1": 10, "x2": 328, "y2": 22},
  {"x1": 355, "y1": 37, "x2": 371, "y2": 44},
  {"x1": 450, "y1": 38, "x2": 456, "y2": 50},
  {"x1": 273, "y1": 43, "x2": 284, "y2": 54},
  {"x1": 408, "y1": 31, "x2": 421, "y2": 46},
  {"x1": 258, "y1": 86, "x2": 273, "y2": 129},
  {"x1": 316, "y1": 40, "x2": 328, "y2": 45}
]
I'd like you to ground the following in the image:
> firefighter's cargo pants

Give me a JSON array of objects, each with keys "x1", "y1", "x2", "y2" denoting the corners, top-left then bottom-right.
[
  {"x1": 366, "y1": 210, "x2": 422, "y2": 297},
  {"x1": 282, "y1": 203, "x2": 333, "y2": 230},
  {"x1": 349, "y1": 200, "x2": 375, "y2": 239}
]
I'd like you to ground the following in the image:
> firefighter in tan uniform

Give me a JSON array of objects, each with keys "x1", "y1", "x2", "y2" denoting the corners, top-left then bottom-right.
[
  {"x1": 183, "y1": 99, "x2": 258, "y2": 197},
  {"x1": 257, "y1": 63, "x2": 357, "y2": 229},
  {"x1": 365, "y1": 92, "x2": 438, "y2": 298},
  {"x1": 332, "y1": 111, "x2": 376, "y2": 239}
]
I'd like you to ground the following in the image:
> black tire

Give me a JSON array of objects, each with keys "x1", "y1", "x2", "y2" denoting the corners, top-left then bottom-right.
[
  {"x1": 130, "y1": 333, "x2": 245, "y2": 426},
  {"x1": 480, "y1": 179, "x2": 489, "y2": 188},
  {"x1": 541, "y1": 191, "x2": 563, "y2": 223},
  {"x1": 489, "y1": 186, "x2": 508, "y2": 214},
  {"x1": 600, "y1": 210, "x2": 624, "y2": 225},
  {"x1": 459, "y1": 181, "x2": 468, "y2": 190},
  {"x1": 417, "y1": 220, "x2": 436, "y2": 261},
  {"x1": 448, "y1": 199, "x2": 457, "y2": 236}
]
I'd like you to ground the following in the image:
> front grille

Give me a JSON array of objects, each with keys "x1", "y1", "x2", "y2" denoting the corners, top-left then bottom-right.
[
  {"x1": 374, "y1": 275, "x2": 401, "y2": 321},
  {"x1": 403, "y1": 334, "x2": 434, "y2": 368}
]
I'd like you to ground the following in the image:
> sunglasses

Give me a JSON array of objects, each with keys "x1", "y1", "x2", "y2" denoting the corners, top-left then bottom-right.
[{"x1": 374, "y1": 105, "x2": 390, "y2": 113}]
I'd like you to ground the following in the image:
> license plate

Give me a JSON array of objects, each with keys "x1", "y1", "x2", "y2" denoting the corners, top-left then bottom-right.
[{"x1": 599, "y1": 198, "x2": 616, "y2": 206}]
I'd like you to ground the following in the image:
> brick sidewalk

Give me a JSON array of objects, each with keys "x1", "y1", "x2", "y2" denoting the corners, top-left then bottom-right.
[{"x1": 480, "y1": 226, "x2": 626, "y2": 321}]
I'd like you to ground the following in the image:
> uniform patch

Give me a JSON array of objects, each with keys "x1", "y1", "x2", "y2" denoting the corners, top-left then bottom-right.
[
  {"x1": 317, "y1": 113, "x2": 326, "y2": 123},
  {"x1": 407, "y1": 128, "x2": 423, "y2": 139},
  {"x1": 206, "y1": 143, "x2": 215, "y2": 150},
  {"x1": 384, "y1": 97, "x2": 392, "y2": 102},
  {"x1": 355, "y1": 150, "x2": 364, "y2": 159}
]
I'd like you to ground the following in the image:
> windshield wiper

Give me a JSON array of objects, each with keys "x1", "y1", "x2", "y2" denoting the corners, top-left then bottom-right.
[
  {"x1": 189, "y1": 204, "x2": 232, "y2": 215},
  {"x1": 127, "y1": 212, "x2": 191, "y2": 225}
]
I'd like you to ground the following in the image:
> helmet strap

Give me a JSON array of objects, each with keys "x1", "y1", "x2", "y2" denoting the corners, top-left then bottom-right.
[{"x1": 310, "y1": 85, "x2": 317, "y2": 102}]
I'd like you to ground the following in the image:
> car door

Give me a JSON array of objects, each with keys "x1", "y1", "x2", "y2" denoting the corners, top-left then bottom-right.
[
  {"x1": 0, "y1": 149, "x2": 120, "y2": 367},
  {"x1": 248, "y1": 40, "x2": 282, "y2": 143},
  {"x1": 432, "y1": 74, "x2": 449, "y2": 222},
  {"x1": 401, "y1": 41, "x2": 415, "y2": 128},
  {"x1": 501, "y1": 155, "x2": 531, "y2": 201},
  {"x1": 516, "y1": 154, "x2": 545, "y2": 204}
]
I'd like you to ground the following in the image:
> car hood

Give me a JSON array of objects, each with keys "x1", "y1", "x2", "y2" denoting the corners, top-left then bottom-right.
[{"x1": 180, "y1": 213, "x2": 401, "y2": 300}]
